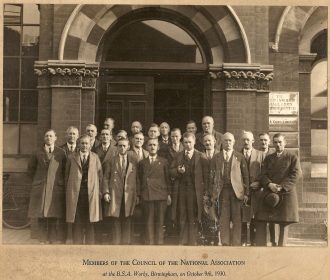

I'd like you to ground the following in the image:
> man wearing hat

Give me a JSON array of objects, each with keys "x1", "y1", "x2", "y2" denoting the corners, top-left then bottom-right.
[{"x1": 255, "y1": 133, "x2": 301, "y2": 246}]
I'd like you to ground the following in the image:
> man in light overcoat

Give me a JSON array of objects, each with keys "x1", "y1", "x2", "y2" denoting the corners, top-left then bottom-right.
[
  {"x1": 102, "y1": 138, "x2": 140, "y2": 244},
  {"x1": 65, "y1": 134, "x2": 103, "y2": 244}
]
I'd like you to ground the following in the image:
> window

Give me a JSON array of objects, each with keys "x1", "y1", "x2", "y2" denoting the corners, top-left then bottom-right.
[
  {"x1": 3, "y1": 4, "x2": 39, "y2": 155},
  {"x1": 104, "y1": 20, "x2": 203, "y2": 63},
  {"x1": 310, "y1": 31, "x2": 327, "y2": 178}
]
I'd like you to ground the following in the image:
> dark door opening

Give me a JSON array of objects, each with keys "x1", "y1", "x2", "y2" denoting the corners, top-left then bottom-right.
[{"x1": 154, "y1": 75, "x2": 204, "y2": 132}]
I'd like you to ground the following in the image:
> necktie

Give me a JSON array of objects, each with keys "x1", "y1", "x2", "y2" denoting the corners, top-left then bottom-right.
[
  {"x1": 245, "y1": 151, "x2": 249, "y2": 161},
  {"x1": 225, "y1": 152, "x2": 229, "y2": 162},
  {"x1": 122, "y1": 156, "x2": 126, "y2": 171},
  {"x1": 82, "y1": 155, "x2": 86, "y2": 165},
  {"x1": 138, "y1": 149, "x2": 142, "y2": 160},
  {"x1": 150, "y1": 157, "x2": 154, "y2": 164},
  {"x1": 49, "y1": 147, "x2": 52, "y2": 154},
  {"x1": 70, "y1": 145, "x2": 74, "y2": 152}
]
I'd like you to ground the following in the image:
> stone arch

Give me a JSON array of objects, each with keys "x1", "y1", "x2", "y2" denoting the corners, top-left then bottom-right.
[
  {"x1": 271, "y1": 6, "x2": 319, "y2": 53},
  {"x1": 59, "y1": 4, "x2": 251, "y2": 64},
  {"x1": 299, "y1": 7, "x2": 327, "y2": 54}
]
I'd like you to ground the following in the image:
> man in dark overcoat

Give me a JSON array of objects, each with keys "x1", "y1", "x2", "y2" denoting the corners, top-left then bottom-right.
[
  {"x1": 28, "y1": 129, "x2": 66, "y2": 244},
  {"x1": 255, "y1": 133, "x2": 301, "y2": 246},
  {"x1": 169, "y1": 132, "x2": 204, "y2": 245}
]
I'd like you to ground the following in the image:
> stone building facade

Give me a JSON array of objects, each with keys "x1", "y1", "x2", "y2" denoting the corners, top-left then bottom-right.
[{"x1": 3, "y1": 4, "x2": 328, "y2": 239}]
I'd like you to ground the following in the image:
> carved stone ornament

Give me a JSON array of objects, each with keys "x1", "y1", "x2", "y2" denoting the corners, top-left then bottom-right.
[
  {"x1": 209, "y1": 69, "x2": 273, "y2": 90},
  {"x1": 34, "y1": 63, "x2": 99, "y2": 88}
]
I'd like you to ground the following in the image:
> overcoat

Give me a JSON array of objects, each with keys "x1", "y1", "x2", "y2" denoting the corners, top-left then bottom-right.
[
  {"x1": 102, "y1": 153, "x2": 140, "y2": 217},
  {"x1": 169, "y1": 150, "x2": 204, "y2": 222},
  {"x1": 209, "y1": 150, "x2": 249, "y2": 201},
  {"x1": 27, "y1": 146, "x2": 66, "y2": 218},
  {"x1": 65, "y1": 152, "x2": 103, "y2": 223},
  {"x1": 255, "y1": 150, "x2": 301, "y2": 223}
]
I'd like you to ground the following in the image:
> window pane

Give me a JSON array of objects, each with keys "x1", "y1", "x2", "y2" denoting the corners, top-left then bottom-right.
[
  {"x1": 4, "y1": 57, "x2": 20, "y2": 88},
  {"x1": 22, "y1": 26, "x2": 39, "y2": 56},
  {"x1": 4, "y1": 26, "x2": 21, "y2": 56},
  {"x1": 4, "y1": 4, "x2": 22, "y2": 24},
  {"x1": 3, "y1": 124, "x2": 19, "y2": 154},
  {"x1": 20, "y1": 90, "x2": 38, "y2": 121},
  {"x1": 105, "y1": 20, "x2": 203, "y2": 63},
  {"x1": 21, "y1": 58, "x2": 37, "y2": 89},
  {"x1": 3, "y1": 90, "x2": 19, "y2": 122},
  {"x1": 20, "y1": 124, "x2": 38, "y2": 154},
  {"x1": 23, "y1": 4, "x2": 40, "y2": 24}
]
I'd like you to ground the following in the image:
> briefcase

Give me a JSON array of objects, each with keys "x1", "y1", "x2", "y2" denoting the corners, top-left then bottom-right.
[{"x1": 241, "y1": 203, "x2": 252, "y2": 223}]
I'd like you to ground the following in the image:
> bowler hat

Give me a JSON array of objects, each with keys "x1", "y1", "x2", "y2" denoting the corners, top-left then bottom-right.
[{"x1": 264, "y1": 192, "x2": 281, "y2": 208}]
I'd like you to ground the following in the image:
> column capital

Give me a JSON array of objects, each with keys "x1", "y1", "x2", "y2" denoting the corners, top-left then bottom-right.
[
  {"x1": 299, "y1": 53, "x2": 317, "y2": 73},
  {"x1": 208, "y1": 63, "x2": 274, "y2": 91},
  {"x1": 34, "y1": 60, "x2": 100, "y2": 88}
]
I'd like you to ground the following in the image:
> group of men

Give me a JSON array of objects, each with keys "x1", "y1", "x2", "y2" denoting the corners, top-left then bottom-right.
[{"x1": 27, "y1": 116, "x2": 301, "y2": 246}]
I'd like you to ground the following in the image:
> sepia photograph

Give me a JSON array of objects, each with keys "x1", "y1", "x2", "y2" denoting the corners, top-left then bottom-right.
[{"x1": 1, "y1": 1, "x2": 329, "y2": 279}]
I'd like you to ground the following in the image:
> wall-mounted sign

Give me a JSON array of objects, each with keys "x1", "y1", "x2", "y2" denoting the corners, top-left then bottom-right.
[
  {"x1": 269, "y1": 116, "x2": 299, "y2": 131},
  {"x1": 269, "y1": 132, "x2": 299, "y2": 148},
  {"x1": 269, "y1": 92, "x2": 299, "y2": 115}
]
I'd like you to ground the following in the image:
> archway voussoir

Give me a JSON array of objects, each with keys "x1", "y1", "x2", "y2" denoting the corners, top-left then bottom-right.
[
  {"x1": 81, "y1": 4, "x2": 109, "y2": 22},
  {"x1": 87, "y1": 24, "x2": 105, "y2": 46},
  {"x1": 111, "y1": 5, "x2": 133, "y2": 19},
  {"x1": 64, "y1": 35, "x2": 81, "y2": 60},
  {"x1": 78, "y1": 42, "x2": 98, "y2": 62},
  {"x1": 97, "y1": 10, "x2": 118, "y2": 31},
  {"x1": 218, "y1": 14, "x2": 241, "y2": 43},
  {"x1": 68, "y1": 12, "x2": 96, "y2": 42},
  {"x1": 192, "y1": 12, "x2": 213, "y2": 33}
]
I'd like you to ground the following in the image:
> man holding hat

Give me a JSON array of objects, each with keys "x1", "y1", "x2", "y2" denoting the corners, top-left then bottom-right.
[{"x1": 255, "y1": 133, "x2": 301, "y2": 246}]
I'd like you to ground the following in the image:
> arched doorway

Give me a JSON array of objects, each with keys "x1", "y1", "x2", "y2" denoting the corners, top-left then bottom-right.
[
  {"x1": 59, "y1": 5, "x2": 251, "y2": 133},
  {"x1": 97, "y1": 16, "x2": 214, "y2": 132}
]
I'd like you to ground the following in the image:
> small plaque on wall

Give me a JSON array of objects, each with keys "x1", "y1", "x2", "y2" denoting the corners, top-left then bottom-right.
[
  {"x1": 269, "y1": 92, "x2": 299, "y2": 115},
  {"x1": 269, "y1": 116, "x2": 299, "y2": 131}
]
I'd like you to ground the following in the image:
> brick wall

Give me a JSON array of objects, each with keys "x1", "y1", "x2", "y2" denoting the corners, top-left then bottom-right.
[
  {"x1": 51, "y1": 87, "x2": 82, "y2": 144},
  {"x1": 233, "y1": 6, "x2": 269, "y2": 64}
]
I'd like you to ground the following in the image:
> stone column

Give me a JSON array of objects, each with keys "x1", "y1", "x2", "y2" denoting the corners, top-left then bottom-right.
[
  {"x1": 34, "y1": 60, "x2": 99, "y2": 144},
  {"x1": 299, "y1": 53, "x2": 317, "y2": 163},
  {"x1": 209, "y1": 63, "x2": 273, "y2": 143}
]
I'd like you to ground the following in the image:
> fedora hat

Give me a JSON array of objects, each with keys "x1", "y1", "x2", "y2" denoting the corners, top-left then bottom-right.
[{"x1": 264, "y1": 192, "x2": 281, "y2": 208}]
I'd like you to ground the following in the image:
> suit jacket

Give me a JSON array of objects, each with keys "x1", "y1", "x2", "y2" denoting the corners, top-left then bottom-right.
[
  {"x1": 65, "y1": 152, "x2": 103, "y2": 223},
  {"x1": 169, "y1": 149, "x2": 204, "y2": 222},
  {"x1": 200, "y1": 150, "x2": 220, "y2": 195},
  {"x1": 28, "y1": 146, "x2": 66, "y2": 218},
  {"x1": 210, "y1": 150, "x2": 249, "y2": 201},
  {"x1": 102, "y1": 153, "x2": 140, "y2": 217},
  {"x1": 195, "y1": 130, "x2": 223, "y2": 152},
  {"x1": 166, "y1": 143, "x2": 184, "y2": 165},
  {"x1": 94, "y1": 144, "x2": 117, "y2": 169},
  {"x1": 91, "y1": 139, "x2": 100, "y2": 152},
  {"x1": 241, "y1": 148, "x2": 264, "y2": 186},
  {"x1": 241, "y1": 148, "x2": 263, "y2": 215},
  {"x1": 130, "y1": 147, "x2": 149, "y2": 162},
  {"x1": 61, "y1": 143, "x2": 79, "y2": 158},
  {"x1": 255, "y1": 150, "x2": 301, "y2": 223},
  {"x1": 139, "y1": 155, "x2": 171, "y2": 201}
]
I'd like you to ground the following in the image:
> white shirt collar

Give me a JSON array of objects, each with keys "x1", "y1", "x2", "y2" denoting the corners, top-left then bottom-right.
[
  {"x1": 223, "y1": 149, "x2": 233, "y2": 159},
  {"x1": 149, "y1": 154, "x2": 157, "y2": 162},
  {"x1": 67, "y1": 143, "x2": 76, "y2": 150},
  {"x1": 80, "y1": 151, "x2": 89, "y2": 158},
  {"x1": 45, "y1": 144, "x2": 55, "y2": 153}
]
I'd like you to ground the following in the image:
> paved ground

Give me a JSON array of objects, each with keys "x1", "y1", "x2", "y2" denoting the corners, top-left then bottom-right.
[{"x1": 1, "y1": 227, "x2": 327, "y2": 246}]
